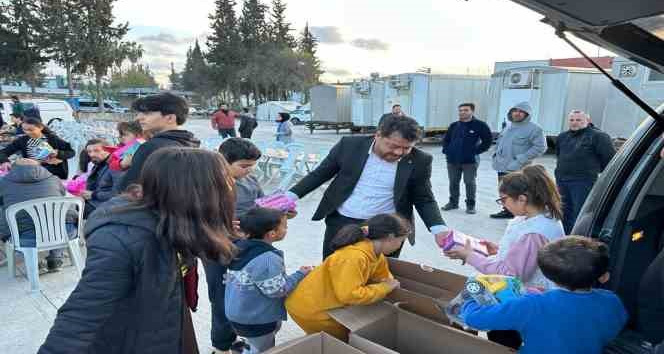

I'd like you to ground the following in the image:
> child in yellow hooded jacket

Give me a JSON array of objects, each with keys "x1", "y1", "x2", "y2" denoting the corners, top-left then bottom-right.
[{"x1": 285, "y1": 213, "x2": 409, "y2": 340}]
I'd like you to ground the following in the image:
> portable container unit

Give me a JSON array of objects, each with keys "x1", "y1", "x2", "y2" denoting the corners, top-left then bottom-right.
[
  {"x1": 351, "y1": 79, "x2": 385, "y2": 128},
  {"x1": 256, "y1": 101, "x2": 300, "y2": 121},
  {"x1": 310, "y1": 84, "x2": 352, "y2": 123},
  {"x1": 486, "y1": 66, "x2": 610, "y2": 137},
  {"x1": 601, "y1": 57, "x2": 664, "y2": 139},
  {"x1": 380, "y1": 73, "x2": 490, "y2": 131}
]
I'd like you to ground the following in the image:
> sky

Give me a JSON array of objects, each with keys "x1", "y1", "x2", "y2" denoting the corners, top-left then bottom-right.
[{"x1": 84, "y1": 0, "x2": 611, "y2": 87}]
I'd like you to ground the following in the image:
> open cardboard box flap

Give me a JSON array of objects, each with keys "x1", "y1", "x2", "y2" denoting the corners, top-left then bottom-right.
[
  {"x1": 330, "y1": 302, "x2": 514, "y2": 354},
  {"x1": 264, "y1": 332, "x2": 365, "y2": 354},
  {"x1": 387, "y1": 258, "x2": 466, "y2": 297}
]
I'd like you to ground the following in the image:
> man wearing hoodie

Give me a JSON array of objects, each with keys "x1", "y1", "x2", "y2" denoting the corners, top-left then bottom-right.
[
  {"x1": 491, "y1": 102, "x2": 547, "y2": 218},
  {"x1": 0, "y1": 158, "x2": 76, "y2": 272},
  {"x1": 117, "y1": 93, "x2": 200, "y2": 192}
]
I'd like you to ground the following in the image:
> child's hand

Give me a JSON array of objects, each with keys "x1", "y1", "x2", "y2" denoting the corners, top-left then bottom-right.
[
  {"x1": 299, "y1": 266, "x2": 314, "y2": 275},
  {"x1": 479, "y1": 240, "x2": 499, "y2": 256},
  {"x1": 232, "y1": 220, "x2": 241, "y2": 232},
  {"x1": 444, "y1": 239, "x2": 473, "y2": 263},
  {"x1": 383, "y1": 278, "x2": 400, "y2": 291}
]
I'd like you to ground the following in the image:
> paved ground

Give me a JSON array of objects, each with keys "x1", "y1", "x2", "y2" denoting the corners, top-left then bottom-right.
[{"x1": 0, "y1": 119, "x2": 557, "y2": 353}]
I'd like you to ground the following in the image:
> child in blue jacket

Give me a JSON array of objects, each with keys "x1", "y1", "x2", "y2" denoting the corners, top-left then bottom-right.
[
  {"x1": 225, "y1": 207, "x2": 312, "y2": 353},
  {"x1": 461, "y1": 236, "x2": 627, "y2": 354}
]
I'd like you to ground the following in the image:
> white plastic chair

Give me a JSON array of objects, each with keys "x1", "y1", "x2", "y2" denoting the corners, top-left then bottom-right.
[{"x1": 5, "y1": 196, "x2": 85, "y2": 292}]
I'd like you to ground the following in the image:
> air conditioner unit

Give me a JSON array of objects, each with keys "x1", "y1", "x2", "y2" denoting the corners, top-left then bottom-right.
[
  {"x1": 389, "y1": 76, "x2": 411, "y2": 90},
  {"x1": 506, "y1": 70, "x2": 535, "y2": 88}
]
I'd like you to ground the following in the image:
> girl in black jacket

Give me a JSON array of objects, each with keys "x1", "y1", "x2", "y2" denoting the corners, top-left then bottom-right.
[{"x1": 0, "y1": 118, "x2": 75, "y2": 179}]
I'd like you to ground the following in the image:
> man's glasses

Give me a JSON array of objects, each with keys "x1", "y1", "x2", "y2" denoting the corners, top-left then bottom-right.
[{"x1": 495, "y1": 196, "x2": 507, "y2": 205}]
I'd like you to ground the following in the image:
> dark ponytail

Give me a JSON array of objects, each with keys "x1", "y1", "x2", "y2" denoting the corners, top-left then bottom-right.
[
  {"x1": 499, "y1": 164, "x2": 563, "y2": 220},
  {"x1": 329, "y1": 213, "x2": 411, "y2": 252}
]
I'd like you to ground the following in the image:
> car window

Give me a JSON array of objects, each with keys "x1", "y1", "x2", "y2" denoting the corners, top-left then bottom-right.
[
  {"x1": 648, "y1": 69, "x2": 664, "y2": 82},
  {"x1": 80, "y1": 102, "x2": 98, "y2": 108},
  {"x1": 39, "y1": 102, "x2": 67, "y2": 111}
]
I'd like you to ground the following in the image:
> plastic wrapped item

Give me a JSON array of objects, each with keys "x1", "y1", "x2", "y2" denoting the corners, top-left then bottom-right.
[
  {"x1": 32, "y1": 140, "x2": 56, "y2": 161},
  {"x1": 435, "y1": 230, "x2": 490, "y2": 256},
  {"x1": 445, "y1": 275, "x2": 527, "y2": 329},
  {"x1": 65, "y1": 173, "x2": 89, "y2": 196},
  {"x1": 255, "y1": 192, "x2": 297, "y2": 215}
]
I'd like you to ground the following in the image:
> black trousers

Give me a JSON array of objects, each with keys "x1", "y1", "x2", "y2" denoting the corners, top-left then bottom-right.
[
  {"x1": 447, "y1": 162, "x2": 479, "y2": 206},
  {"x1": 322, "y1": 211, "x2": 405, "y2": 260},
  {"x1": 202, "y1": 259, "x2": 237, "y2": 351}
]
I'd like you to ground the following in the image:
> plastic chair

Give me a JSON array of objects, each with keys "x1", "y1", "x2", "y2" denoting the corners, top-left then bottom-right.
[{"x1": 5, "y1": 196, "x2": 85, "y2": 292}]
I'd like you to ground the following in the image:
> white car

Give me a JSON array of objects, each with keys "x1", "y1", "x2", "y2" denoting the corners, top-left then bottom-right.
[
  {"x1": 78, "y1": 99, "x2": 128, "y2": 113},
  {"x1": 290, "y1": 108, "x2": 312, "y2": 125},
  {"x1": 0, "y1": 98, "x2": 76, "y2": 125}
]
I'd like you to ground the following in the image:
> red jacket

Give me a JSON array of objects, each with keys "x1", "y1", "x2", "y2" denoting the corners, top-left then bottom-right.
[{"x1": 212, "y1": 110, "x2": 237, "y2": 129}]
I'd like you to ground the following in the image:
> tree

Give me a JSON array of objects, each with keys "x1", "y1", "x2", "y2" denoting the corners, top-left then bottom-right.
[
  {"x1": 269, "y1": 0, "x2": 294, "y2": 49},
  {"x1": 111, "y1": 63, "x2": 157, "y2": 89},
  {"x1": 239, "y1": 0, "x2": 268, "y2": 50},
  {"x1": 76, "y1": 0, "x2": 143, "y2": 111},
  {"x1": 40, "y1": 0, "x2": 85, "y2": 96},
  {"x1": 0, "y1": 0, "x2": 48, "y2": 92},
  {"x1": 181, "y1": 40, "x2": 213, "y2": 99},
  {"x1": 297, "y1": 22, "x2": 323, "y2": 100},
  {"x1": 169, "y1": 62, "x2": 182, "y2": 91},
  {"x1": 206, "y1": 0, "x2": 242, "y2": 101}
]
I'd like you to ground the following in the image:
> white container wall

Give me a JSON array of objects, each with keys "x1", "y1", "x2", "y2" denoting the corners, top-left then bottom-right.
[
  {"x1": 256, "y1": 101, "x2": 300, "y2": 121},
  {"x1": 382, "y1": 73, "x2": 430, "y2": 127},
  {"x1": 486, "y1": 66, "x2": 610, "y2": 137},
  {"x1": 427, "y1": 75, "x2": 489, "y2": 129},
  {"x1": 351, "y1": 79, "x2": 385, "y2": 127},
  {"x1": 601, "y1": 57, "x2": 664, "y2": 139},
  {"x1": 310, "y1": 85, "x2": 352, "y2": 123}
]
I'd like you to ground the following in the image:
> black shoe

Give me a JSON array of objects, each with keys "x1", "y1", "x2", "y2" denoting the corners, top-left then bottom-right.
[
  {"x1": 490, "y1": 209, "x2": 513, "y2": 219},
  {"x1": 466, "y1": 206, "x2": 477, "y2": 214},
  {"x1": 441, "y1": 202, "x2": 459, "y2": 211},
  {"x1": 230, "y1": 340, "x2": 249, "y2": 353},
  {"x1": 46, "y1": 259, "x2": 64, "y2": 273}
]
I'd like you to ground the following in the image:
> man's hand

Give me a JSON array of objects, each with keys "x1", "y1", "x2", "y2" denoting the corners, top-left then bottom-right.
[
  {"x1": 383, "y1": 278, "x2": 400, "y2": 291},
  {"x1": 443, "y1": 239, "x2": 472, "y2": 263},
  {"x1": 434, "y1": 230, "x2": 451, "y2": 248},
  {"x1": 81, "y1": 190, "x2": 92, "y2": 200}
]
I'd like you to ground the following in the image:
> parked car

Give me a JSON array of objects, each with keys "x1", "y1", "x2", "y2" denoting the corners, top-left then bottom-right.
[
  {"x1": 78, "y1": 99, "x2": 128, "y2": 113},
  {"x1": 290, "y1": 108, "x2": 312, "y2": 125},
  {"x1": 509, "y1": 0, "x2": 664, "y2": 351},
  {"x1": 0, "y1": 98, "x2": 76, "y2": 125}
]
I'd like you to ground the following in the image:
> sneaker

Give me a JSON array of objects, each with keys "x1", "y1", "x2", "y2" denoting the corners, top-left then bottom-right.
[
  {"x1": 46, "y1": 259, "x2": 64, "y2": 273},
  {"x1": 466, "y1": 206, "x2": 477, "y2": 214},
  {"x1": 231, "y1": 340, "x2": 249, "y2": 354},
  {"x1": 490, "y1": 209, "x2": 513, "y2": 219},
  {"x1": 441, "y1": 203, "x2": 459, "y2": 211}
]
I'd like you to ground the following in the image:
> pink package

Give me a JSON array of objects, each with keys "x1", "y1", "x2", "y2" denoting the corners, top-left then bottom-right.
[
  {"x1": 65, "y1": 174, "x2": 89, "y2": 196},
  {"x1": 255, "y1": 193, "x2": 296, "y2": 212},
  {"x1": 436, "y1": 230, "x2": 490, "y2": 256}
]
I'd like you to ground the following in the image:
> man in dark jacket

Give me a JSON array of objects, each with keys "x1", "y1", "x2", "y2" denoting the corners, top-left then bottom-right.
[
  {"x1": 0, "y1": 158, "x2": 76, "y2": 271},
  {"x1": 287, "y1": 115, "x2": 448, "y2": 259},
  {"x1": 441, "y1": 103, "x2": 492, "y2": 214},
  {"x1": 118, "y1": 93, "x2": 200, "y2": 191},
  {"x1": 238, "y1": 108, "x2": 258, "y2": 139},
  {"x1": 81, "y1": 139, "x2": 117, "y2": 218},
  {"x1": 38, "y1": 197, "x2": 188, "y2": 354},
  {"x1": 555, "y1": 110, "x2": 616, "y2": 233},
  {"x1": 377, "y1": 104, "x2": 405, "y2": 127}
]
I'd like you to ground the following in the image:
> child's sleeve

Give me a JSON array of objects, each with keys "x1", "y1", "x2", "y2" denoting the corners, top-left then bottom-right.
[
  {"x1": 368, "y1": 255, "x2": 393, "y2": 283},
  {"x1": 465, "y1": 233, "x2": 548, "y2": 280},
  {"x1": 253, "y1": 253, "x2": 306, "y2": 298},
  {"x1": 329, "y1": 258, "x2": 392, "y2": 306},
  {"x1": 461, "y1": 297, "x2": 534, "y2": 331}
]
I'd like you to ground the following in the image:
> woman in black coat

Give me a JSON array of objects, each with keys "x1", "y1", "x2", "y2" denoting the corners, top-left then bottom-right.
[
  {"x1": 38, "y1": 147, "x2": 238, "y2": 354},
  {"x1": 0, "y1": 117, "x2": 75, "y2": 179}
]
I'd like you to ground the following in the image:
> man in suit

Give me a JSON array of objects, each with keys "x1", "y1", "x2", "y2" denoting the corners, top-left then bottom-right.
[{"x1": 288, "y1": 115, "x2": 448, "y2": 259}]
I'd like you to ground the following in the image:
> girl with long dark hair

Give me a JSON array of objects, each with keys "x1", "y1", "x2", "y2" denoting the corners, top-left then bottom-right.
[
  {"x1": 39, "y1": 147, "x2": 237, "y2": 354},
  {"x1": 0, "y1": 117, "x2": 75, "y2": 179}
]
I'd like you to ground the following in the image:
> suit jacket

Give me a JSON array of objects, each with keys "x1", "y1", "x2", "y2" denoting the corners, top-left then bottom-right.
[{"x1": 290, "y1": 136, "x2": 445, "y2": 244}]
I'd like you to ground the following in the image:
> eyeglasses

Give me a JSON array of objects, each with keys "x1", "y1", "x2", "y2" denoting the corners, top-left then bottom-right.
[{"x1": 495, "y1": 196, "x2": 507, "y2": 205}]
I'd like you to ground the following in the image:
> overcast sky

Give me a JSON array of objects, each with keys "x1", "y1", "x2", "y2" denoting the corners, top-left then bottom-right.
[{"x1": 102, "y1": 0, "x2": 610, "y2": 86}]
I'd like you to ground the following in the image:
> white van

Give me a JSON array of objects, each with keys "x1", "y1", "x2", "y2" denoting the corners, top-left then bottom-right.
[{"x1": 0, "y1": 98, "x2": 76, "y2": 124}]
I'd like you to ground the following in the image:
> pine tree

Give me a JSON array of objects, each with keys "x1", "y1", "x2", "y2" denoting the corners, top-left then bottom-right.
[
  {"x1": 1, "y1": 0, "x2": 48, "y2": 92},
  {"x1": 182, "y1": 40, "x2": 212, "y2": 98},
  {"x1": 298, "y1": 22, "x2": 322, "y2": 86},
  {"x1": 269, "y1": 0, "x2": 294, "y2": 49},
  {"x1": 239, "y1": 0, "x2": 268, "y2": 50},
  {"x1": 169, "y1": 62, "x2": 182, "y2": 91},
  {"x1": 207, "y1": 0, "x2": 242, "y2": 99}
]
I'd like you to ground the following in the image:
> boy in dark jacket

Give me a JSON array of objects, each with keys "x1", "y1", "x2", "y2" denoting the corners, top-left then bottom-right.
[
  {"x1": 118, "y1": 93, "x2": 200, "y2": 191},
  {"x1": 238, "y1": 108, "x2": 258, "y2": 139},
  {"x1": 225, "y1": 207, "x2": 311, "y2": 353},
  {"x1": 441, "y1": 103, "x2": 492, "y2": 214}
]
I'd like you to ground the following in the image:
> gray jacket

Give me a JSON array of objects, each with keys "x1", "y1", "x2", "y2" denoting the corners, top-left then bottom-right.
[
  {"x1": 0, "y1": 164, "x2": 74, "y2": 238},
  {"x1": 492, "y1": 102, "x2": 547, "y2": 173}
]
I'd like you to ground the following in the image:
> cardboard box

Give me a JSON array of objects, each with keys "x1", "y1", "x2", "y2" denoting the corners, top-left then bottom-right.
[
  {"x1": 385, "y1": 258, "x2": 467, "y2": 325},
  {"x1": 330, "y1": 302, "x2": 514, "y2": 354},
  {"x1": 264, "y1": 332, "x2": 365, "y2": 354}
]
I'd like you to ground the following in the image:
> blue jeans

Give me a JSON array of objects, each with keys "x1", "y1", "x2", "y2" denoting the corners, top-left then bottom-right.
[
  {"x1": 558, "y1": 179, "x2": 595, "y2": 234},
  {"x1": 202, "y1": 259, "x2": 237, "y2": 351}
]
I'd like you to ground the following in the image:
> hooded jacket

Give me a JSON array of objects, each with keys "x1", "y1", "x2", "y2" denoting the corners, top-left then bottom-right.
[
  {"x1": 491, "y1": 102, "x2": 547, "y2": 173},
  {"x1": 117, "y1": 130, "x2": 200, "y2": 191},
  {"x1": 225, "y1": 239, "x2": 305, "y2": 333},
  {"x1": 0, "y1": 164, "x2": 74, "y2": 239},
  {"x1": 38, "y1": 197, "x2": 187, "y2": 354}
]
